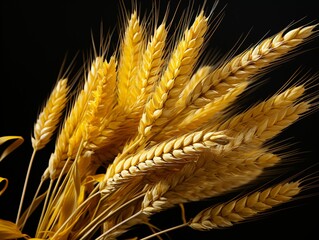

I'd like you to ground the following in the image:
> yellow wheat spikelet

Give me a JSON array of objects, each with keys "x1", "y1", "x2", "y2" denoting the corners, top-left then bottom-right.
[{"x1": 131, "y1": 23, "x2": 167, "y2": 108}]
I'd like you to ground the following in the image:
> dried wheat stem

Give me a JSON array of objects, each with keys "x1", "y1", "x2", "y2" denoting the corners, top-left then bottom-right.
[
  {"x1": 100, "y1": 203, "x2": 148, "y2": 240},
  {"x1": 101, "y1": 131, "x2": 229, "y2": 193},
  {"x1": 15, "y1": 149, "x2": 37, "y2": 224},
  {"x1": 190, "y1": 181, "x2": 301, "y2": 230},
  {"x1": 117, "y1": 11, "x2": 144, "y2": 108},
  {"x1": 141, "y1": 222, "x2": 189, "y2": 240},
  {"x1": 32, "y1": 78, "x2": 69, "y2": 150}
]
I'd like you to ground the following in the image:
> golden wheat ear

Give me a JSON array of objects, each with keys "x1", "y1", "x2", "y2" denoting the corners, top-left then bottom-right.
[
  {"x1": 189, "y1": 181, "x2": 301, "y2": 230},
  {"x1": 141, "y1": 181, "x2": 301, "y2": 240},
  {"x1": 32, "y1": 78, "x2": 69, "y2": 151}
]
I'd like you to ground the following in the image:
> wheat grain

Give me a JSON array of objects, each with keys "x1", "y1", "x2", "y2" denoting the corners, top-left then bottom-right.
[
  {"x1": 177, "y1": 66, "x2": 213, "y2": 108},
  {"x1": 32, "y1": 78, "x2": 69, "y2": 150},
  {"x1": 190, "y1": 181, "x2": 301, "y2": 230}
]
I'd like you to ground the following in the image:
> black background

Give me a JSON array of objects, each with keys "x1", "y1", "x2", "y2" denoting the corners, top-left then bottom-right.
[{"x1": 1, "y1": 0, "x2": 319, "y2": 239}]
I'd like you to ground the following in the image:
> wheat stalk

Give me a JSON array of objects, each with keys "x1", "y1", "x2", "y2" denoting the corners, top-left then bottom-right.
[{"x1": 190, "y1": 181, "x2": 301, "y2": 230}]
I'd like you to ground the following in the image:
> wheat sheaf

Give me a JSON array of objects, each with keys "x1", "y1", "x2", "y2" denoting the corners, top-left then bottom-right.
[{"x1": 0, "y1": 1, "x2": 318, "y2": 240}]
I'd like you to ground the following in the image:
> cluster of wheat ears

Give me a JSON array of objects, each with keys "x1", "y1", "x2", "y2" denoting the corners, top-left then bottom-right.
[{"x1": 0, "y1": 2, "x2": 318, "y2": 240}]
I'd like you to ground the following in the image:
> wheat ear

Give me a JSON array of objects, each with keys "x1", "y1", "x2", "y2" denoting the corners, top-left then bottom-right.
[
  {"x1": 117, "y1": 11, "x2": 144, "y2": 108},
  {"x1": 44, "y1": 57, "x2": 103, "y2": 179},
  {"x1": 217, "y1": 86, "x2": 310, "y2": 145},
  {"x1": 68, "y1": 57, "x2": 117, "y2": 161},
  {"x1": 142, "y1": 181, "x2": 302, "y2": 240},
  {"x1": 100, "y1": 131, "x2": 229, "y2": 193},
  {"x1": 32, "y1": 78, "x2": 69, "y2": 150},
  {"x1": 137, "y1": 12, "x2": 208, "y2": 142},
  {"x1": 159, "y1": 82, "x2": 249, "y2": 141},
  {"x1": 131, "y1": 23, "x2": 167, "y2": 108},
  {"x1": 190, "y1": 181, "x2": 301, "y2": 230},
  {"x1": 194, "y1": 25, "x2": 316, "y2": 108}
]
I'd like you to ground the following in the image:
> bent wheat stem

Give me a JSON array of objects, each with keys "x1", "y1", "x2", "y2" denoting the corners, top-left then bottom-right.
[
  {"x1": 95, "y1": 210, "x2": 143, "y2": 240},
  {"x1": 16, "y1": 149, "x2": 36, "y2": 224},
  {"x1": 141, "y1": 222, "x2": 189, "y2": 240},
  {"x1": 19, "y1": 178, "x2": 44, "y2": 230}
]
